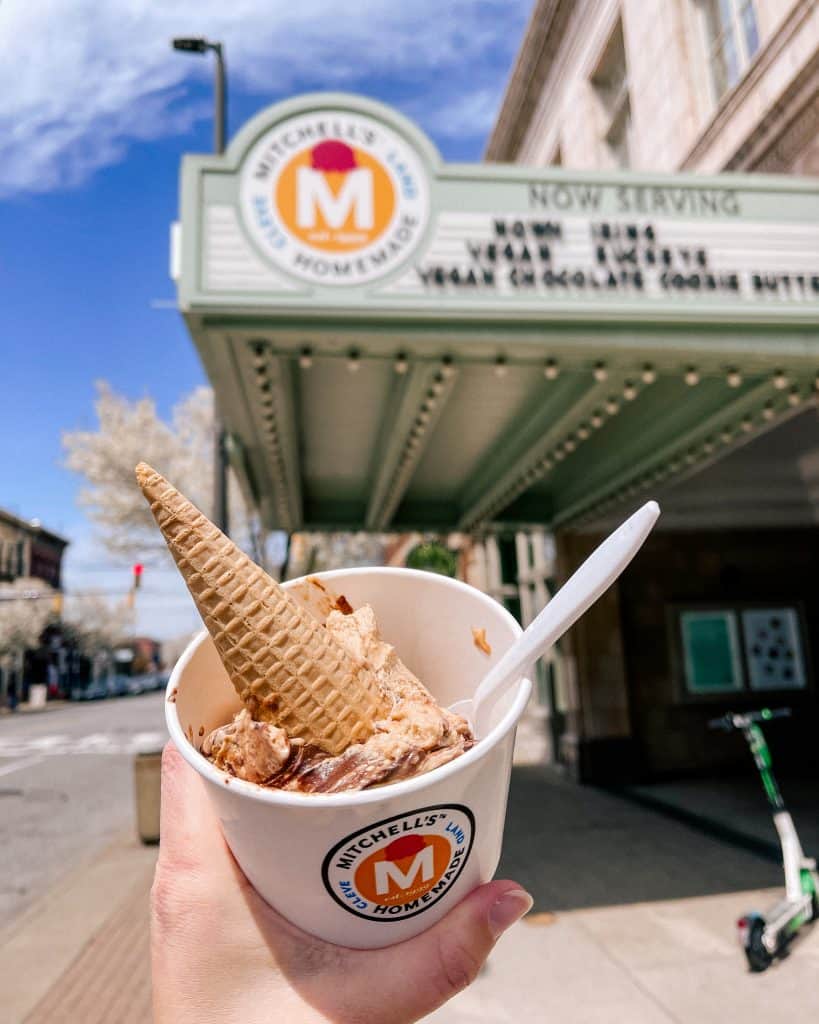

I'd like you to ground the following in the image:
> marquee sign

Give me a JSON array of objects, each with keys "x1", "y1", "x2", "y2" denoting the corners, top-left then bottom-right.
[{"x1": 177, "y1": 93, "x2": 819, "y2": 322}]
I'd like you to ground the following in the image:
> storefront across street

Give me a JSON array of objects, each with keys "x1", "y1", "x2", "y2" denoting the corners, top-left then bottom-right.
[{"x1": 173, "y1": 93, "x2": 819, "y2": 782}]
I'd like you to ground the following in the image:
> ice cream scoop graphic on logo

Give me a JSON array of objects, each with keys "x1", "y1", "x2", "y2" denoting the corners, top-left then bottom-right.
[
  {"x1": 322, "y1": 805, "x2": 475, "y2": 922},
  {"x1": 296, "y1": 141, "x2": 371, "y2": 230},
  {"x1": 279, "y1": 138, "x2": 395, "y2": 251}
]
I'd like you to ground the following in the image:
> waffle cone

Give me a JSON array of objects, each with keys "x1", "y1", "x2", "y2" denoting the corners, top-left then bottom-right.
[{"x1": 135, "y1": 463, "x2": 387, "y2": 755}]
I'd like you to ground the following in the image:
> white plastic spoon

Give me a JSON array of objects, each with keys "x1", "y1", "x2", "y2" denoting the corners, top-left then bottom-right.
[{"x1": 450, "y1": 500, "x2": 660, "y2": 734}]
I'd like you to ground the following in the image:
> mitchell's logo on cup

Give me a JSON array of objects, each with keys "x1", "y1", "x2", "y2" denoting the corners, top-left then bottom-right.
[{"x1": 322, "y1": 805, "x2": 475, "y2": 922}]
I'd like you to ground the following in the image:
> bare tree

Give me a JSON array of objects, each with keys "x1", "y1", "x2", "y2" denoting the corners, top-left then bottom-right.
[{"x1": 63, "y1": 382, "x2": 256, "y2": 563}]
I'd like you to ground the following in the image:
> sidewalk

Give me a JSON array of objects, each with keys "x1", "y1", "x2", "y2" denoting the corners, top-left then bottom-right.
[
  {"x1": 2, "y1": 768, "x2": 817, "y2": 1023},
  {"x1": 0, "y1": 832, "x2": 157, "y2": 1023},
  {"x1": 0, "y1": 700, "x2": 70, "y2": 717},
  {"x1": 431, "y1": 767, "x2": 819, "y2": 1022},
  {"x1": 623, "y1": 776, "x2": 819, "y2": 861}
]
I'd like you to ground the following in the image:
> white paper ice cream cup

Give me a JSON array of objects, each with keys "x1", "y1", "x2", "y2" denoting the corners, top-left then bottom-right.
[{"x1": 166, "y1": 566, "x2": 531, "y2": 949}]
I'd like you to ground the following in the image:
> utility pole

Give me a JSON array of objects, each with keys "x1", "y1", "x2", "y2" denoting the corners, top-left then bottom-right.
[{"x1": 172, "y1": 37, "x2": 230, "y2": 534}]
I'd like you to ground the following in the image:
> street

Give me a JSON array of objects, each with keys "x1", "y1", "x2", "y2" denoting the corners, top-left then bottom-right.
[{"x1": 0, "y1": 693, "x2": 167, "y2": 927}]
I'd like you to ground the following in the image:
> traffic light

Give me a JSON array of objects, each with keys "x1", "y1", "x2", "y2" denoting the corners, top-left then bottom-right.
[{"x1": 133, "y1": 563, "x2": 144, "y2": 590}]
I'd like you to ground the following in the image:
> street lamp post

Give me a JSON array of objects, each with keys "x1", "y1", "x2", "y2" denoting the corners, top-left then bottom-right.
[{"x1": 172, "y1": 37, "x2": 230, "y2": 535}]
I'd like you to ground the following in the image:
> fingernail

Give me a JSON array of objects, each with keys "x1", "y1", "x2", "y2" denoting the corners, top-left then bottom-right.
[{"x1": 489, "y1": 889, "x2": 534, "y2": 939}]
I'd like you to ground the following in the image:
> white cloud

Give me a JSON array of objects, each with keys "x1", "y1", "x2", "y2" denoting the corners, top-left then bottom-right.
[{"x1": 0, "y1": 0, "x2": 530, "y2": 196}]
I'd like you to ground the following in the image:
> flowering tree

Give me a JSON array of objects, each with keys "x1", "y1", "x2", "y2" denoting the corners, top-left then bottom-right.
[
  {"x1": 0, "y1": 580, "x2": 53, "y2": 701},
  {"x1": 62, "y1": 593, "x2": 134, "y2": 655},
  {"x1": 63, "y1": 383, "x2": 260, "y2": 564},
  {"x1": 64, "y1": 382, "x2": 389, "y2": 582}
]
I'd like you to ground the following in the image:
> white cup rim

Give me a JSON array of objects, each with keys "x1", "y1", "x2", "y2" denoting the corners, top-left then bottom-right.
[{"x1": 166, "y1": 566, "x2": 532, "y2": 809}]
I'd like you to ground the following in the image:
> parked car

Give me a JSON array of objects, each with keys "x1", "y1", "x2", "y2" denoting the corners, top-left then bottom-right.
[
  {"x1": 107, "y1": 674, "x2": 129, "y2": 698},
  {"x1": 126, "y1": 674, "x2": 147, "y2": 696},
  {"x1": 71, "y1": 679, "x2": 109, "y2": 701}
]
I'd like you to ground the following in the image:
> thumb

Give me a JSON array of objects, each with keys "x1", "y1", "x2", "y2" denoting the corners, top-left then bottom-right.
[{"x1": 370, "y1": 880, "x2": 532, "y2": 1022}]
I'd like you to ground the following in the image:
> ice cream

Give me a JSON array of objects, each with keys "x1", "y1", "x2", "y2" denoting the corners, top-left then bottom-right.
[{"x1": 135, "y1": 463, "x2": 473, "y2": 793}]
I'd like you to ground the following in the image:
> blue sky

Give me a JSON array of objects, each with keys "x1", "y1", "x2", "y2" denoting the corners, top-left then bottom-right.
[{"x1": 1, "y1": 1, "x2": 532, "y2": 638}]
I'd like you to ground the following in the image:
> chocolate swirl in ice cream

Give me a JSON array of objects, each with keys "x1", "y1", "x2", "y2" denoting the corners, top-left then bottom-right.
[{"x1": 202, "y1": 603, "x2": 473, "y2": 793}]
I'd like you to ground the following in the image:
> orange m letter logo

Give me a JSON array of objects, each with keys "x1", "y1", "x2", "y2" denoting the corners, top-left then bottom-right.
[
  {"x1": 373, "y1": 846, "x2": 435, "y2": 895},
  {"x1": 296, "y1": 167, "x2": 374, "y2": 229}
]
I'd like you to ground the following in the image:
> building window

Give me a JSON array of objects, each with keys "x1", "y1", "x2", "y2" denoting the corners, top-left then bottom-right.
[
  {"x1": 680, "y1": 610, "x2": 744, "y2": 694},
  {"x1": 497, "y1": 536, "x2": 518, "y2": 586},
  {"x1": 741, "y1": 608, "x2": 806, "y2": 691},
  {"x1": 591, "y1": 20, "x2": 632, "y2": 169},
  {"x1": 677, "y1": 605, "x2": 807, "y2": 696},
  {"x1": 700, "y1": 0, "x2": 760, "y2": 100}
]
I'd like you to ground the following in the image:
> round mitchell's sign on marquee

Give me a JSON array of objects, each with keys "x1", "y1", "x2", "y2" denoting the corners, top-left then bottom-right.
[
  {"x1": 322, "y1": 805, "x2": 475, "y2": 922},
  {"x1": 239, "y1": 109, "x2": 429, "y2": 285}
]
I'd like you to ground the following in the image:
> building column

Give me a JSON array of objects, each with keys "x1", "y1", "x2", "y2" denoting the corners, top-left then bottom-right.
[{"x1": 555, "y1": 529, "x2": 636, "y2": 783}]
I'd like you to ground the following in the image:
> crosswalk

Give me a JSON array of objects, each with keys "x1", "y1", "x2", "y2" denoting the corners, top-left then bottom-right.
[{"x1": 0, "y1": 731, "x2": 167, "y2": 758}]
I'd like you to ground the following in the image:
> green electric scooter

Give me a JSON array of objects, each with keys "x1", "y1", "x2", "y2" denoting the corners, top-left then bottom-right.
[{"x1": 709, "y1": 707, "x2": 818, "y2": 971}]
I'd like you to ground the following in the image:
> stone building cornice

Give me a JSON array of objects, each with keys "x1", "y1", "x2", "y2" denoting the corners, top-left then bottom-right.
[
  {"x1": 729, "y1": 50, "x2": 819, "y2": 172},
  {"x1": 681, "y1": 0, "x2": 818, "y2": 171},
  {"x1": 484, "y1": 0, "x2": 576, "y2": 162},
  {"x1": 0, "y1": 507, "x2": 69, "y2": 548}
]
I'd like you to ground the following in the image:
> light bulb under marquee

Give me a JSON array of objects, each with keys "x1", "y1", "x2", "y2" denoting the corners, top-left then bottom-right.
[
  {"x1": 593, "y1": 362, "x2": 608, "y2": 382},
  {"x1": 684, "y1": 368, "x2": 700, "y2": 386},
  {"x1": 641, "y1": 364, "x2": 657, "y2": 384}
]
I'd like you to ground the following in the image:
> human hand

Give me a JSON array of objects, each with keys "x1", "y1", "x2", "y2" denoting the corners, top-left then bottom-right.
[{"x1": 151, "y1": 742, "x2": 532, "y2": 1024}]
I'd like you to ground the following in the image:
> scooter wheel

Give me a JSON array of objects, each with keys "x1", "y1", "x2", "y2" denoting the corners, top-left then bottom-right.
[{"x1": 745, "y1": 919, "x2": 773, "y2": 973}]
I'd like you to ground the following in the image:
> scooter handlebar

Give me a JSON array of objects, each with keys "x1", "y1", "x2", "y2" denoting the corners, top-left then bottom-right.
[{"x1": 708, "y1": 707, "x2": 791, "y2": 731}]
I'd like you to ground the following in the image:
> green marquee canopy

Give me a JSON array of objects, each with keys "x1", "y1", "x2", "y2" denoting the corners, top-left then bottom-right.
[{"x1": 173, "y1": 93, "x2": 819, "y2": 533}]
